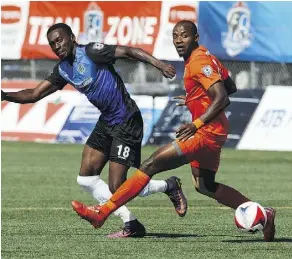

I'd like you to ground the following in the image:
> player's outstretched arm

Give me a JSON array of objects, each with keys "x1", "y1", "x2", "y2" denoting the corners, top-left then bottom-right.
[
  {"x1": 1, "y1": 80, "x2": 60, "y2": 104},
  {"x1": 114, "y1": 46, "x2": 176, "y2": 79}
]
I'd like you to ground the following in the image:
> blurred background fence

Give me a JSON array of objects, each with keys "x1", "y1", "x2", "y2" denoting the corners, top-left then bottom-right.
[{"x1": 2, "y1": 60, "x2": 292, "y2": 90}]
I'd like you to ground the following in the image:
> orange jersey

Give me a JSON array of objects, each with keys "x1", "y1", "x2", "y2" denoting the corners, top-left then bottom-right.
[{"x1": 184, "y1": 45, "x2": 229, "y2": 137}]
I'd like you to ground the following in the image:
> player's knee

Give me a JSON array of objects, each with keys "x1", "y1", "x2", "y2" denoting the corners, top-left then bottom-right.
[
  {"x1": 194, "y1": 176, "x2": 217, "y2": 198},
  {"x1": 79, "y1": 164, "x2": 102, "y2": 177},
  {"x1": 140, "y1": 156, "x2": 158, "y2": 176}
]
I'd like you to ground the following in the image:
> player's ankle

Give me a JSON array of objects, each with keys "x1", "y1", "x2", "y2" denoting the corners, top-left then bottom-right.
[
  {"x1": 100, "y1": 200, "x2": 117, "y2": 218},
  {"x1": 164, "y1": 176, "x2": 179, "y2": 193}
]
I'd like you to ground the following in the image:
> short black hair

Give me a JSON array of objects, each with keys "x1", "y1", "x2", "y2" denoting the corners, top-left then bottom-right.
[
  {"x1": 175, "y1": 20, "x2": 198, "y2": 35},
  {"x1": 47, "y1": 23, "x2": 73, "y2": 36}
]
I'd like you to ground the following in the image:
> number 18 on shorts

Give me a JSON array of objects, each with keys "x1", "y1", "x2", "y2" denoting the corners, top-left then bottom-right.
[{"x1": 110, "y1": 139, "x2": 141, "y2": 168}]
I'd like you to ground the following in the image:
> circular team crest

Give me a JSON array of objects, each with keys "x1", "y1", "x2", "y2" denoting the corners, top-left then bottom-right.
[
  {"x1": 221, "y1": 1, "x2": 253, "y2": 57},
  {"x1": 78, "y1": 2, "x2": 104, "y2": 44},
  {"x1": 201, "y1": 65, "x2": 213, "y2": 77}
]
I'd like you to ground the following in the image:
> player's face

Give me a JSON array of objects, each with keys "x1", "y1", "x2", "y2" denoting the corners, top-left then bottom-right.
[
  {"x1": 47, "y1": 28, "x2": 75, "y2": 60},
  {"x1": 173, "y1": 24, "x2": 198, "y2": 58}
]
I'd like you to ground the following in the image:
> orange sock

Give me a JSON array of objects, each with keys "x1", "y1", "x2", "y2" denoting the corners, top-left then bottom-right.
[{"x1": 99, "y1": 170, "x2": 150, "y2": 218}]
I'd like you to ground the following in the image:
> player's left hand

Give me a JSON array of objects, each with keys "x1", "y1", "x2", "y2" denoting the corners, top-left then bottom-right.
[
  {"x1": 159, "y1": 62, "x2": 176, "y2": 79},
  {"x1": 176, "y1": 123, "x2": 197, "y2": 142}
]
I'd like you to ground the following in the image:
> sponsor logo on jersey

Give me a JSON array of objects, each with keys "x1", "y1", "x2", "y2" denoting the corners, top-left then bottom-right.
[
  {"x1": 81, "y1": 77, "x2": 93, "y2": 87},
  {"x1": 77, "y1": 64, "x2": 86, "y2": 74},
  {"x1": 222, "y1": 1, "x2": 253, "y2": 57},
  {"x1": 202, "y1": 65, "x2": 213, "y2": 77}
]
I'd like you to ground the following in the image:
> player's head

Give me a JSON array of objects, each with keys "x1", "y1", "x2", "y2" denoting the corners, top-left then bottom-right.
[
  {"x1": 172, "y1": 20, "x2": 199, "y2": 59},
  {"x1": 47, "y1": 23, "x2": 76, "y2": 60}
]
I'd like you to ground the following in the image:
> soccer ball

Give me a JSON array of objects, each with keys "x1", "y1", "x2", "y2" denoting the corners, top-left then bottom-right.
[{"x1": 234, "y1": 201, "x2": 267, "y2": 233}]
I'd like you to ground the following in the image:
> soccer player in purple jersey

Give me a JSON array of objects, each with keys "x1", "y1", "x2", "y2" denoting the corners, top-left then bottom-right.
[{"x1": 1, "y1": 23, "x2": 187, "y2": 238}]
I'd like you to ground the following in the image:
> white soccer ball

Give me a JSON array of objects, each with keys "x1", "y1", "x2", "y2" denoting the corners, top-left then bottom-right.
[{"x1": 234, "y1": 201, "x2": 267, "y2": 233}]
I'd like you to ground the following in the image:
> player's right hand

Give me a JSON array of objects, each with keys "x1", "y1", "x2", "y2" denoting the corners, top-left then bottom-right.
[
  {"x1": 159, "y1": 62, "x2": 176, "y2": 79},
  {"x1": 173, "y1": 95, "x2": 186, "y2": 106},
  {"x1": 176, "y1": 123, "x2": 197, "y2": 142}
]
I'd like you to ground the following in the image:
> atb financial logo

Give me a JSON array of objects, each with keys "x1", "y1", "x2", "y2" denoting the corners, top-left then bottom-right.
[{"x1": 222, "y1": 1, "x2": 253, "y2": 57}]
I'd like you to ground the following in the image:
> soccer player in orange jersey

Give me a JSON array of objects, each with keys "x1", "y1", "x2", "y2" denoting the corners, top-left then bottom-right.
[{"x1": 71, "y1": 20, "x2": 276, "y2": 241}]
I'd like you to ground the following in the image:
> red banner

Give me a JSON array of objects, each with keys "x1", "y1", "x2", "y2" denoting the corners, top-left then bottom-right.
[
  {"x1": 1, "y1": 1, "x2": 198, "y2": 60},
  {"x1": 21, "y1": 1, "x2": 161, "y2": 59}
]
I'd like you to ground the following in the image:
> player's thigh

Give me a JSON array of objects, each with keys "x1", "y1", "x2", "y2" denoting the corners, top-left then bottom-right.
[
  {"x1": 109, "y1": 138, "x2": 140, "y2": 169},
  {"x1": 80, "y1": 121, "x2": 112, "y2": 176},
  {"x1": 195, "y1": 135, "x2": 225, "y2": 172},
  {"x1": 110, "y1": 112, "x2": 144, "y2": 169},
  {"x1": 108, "y1": 138, "x2": 137, "y2": 191},
  {"x1": 176, "y1": 132, "x2": 225, "y2": 172},
  {"x1": 141, "y1": 142, "x2": 188, "y2": 175}
]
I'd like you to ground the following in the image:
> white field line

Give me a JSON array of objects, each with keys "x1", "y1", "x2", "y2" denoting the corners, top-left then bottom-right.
[{"x1": 2, "y1": 206, "x2": 292, "y2": 211}]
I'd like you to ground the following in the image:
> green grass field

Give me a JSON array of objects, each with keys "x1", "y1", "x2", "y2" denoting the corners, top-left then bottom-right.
[{"x1": 1, "y1": 141, "x2": 292, "y2": 259}]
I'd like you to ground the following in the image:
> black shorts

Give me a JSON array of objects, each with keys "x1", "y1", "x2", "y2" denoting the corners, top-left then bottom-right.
[{"x1": 86, "y1": 112, "x2": 143, "y2": 168}]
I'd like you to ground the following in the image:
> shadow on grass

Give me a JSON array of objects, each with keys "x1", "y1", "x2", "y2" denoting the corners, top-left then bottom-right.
[
  {"x1": 222, "y1": 238, "x2": 292, "y2": 243},
  {"x1": 144, "y1": 233, "x2": 250, "y2": 239},
  {"x1": 145, "y1": 232, "x2": 198, "y2": 238}
]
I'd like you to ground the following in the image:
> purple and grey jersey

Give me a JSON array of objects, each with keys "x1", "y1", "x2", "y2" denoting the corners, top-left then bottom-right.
[{"x1": 46, "y1": 43, "x2": 139, "y2": 125}]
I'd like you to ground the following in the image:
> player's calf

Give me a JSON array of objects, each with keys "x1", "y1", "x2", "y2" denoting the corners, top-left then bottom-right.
[
  {"x1": 194, "y1": 177, "x2": 250, "y2": 210},
  {"x1": 192, "y1": 175, "x2": 217, "y2": 198},
  {"x1": 109, "y1": 179, "x2": 126, "y2": 194}
]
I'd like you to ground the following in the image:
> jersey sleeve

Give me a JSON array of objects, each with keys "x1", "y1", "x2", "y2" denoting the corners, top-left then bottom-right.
[
  {"x1": 45, "y1": 64, "x2": 68, "y2": 90},
  {"x1": 85, "y1": 42, "x2": 117, "y2": 64},
  {"x1": 189, "y1": 58, "x2": 222, "y2": 91}
]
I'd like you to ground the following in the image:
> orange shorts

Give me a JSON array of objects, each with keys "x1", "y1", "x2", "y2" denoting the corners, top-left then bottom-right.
[{"x1": 173, "y1": 132, "x2": 227, "y2": 172}]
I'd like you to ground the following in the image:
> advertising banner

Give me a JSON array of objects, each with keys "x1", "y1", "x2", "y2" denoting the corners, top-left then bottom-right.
[
  {"x1": 1, "y1": 81, "x2": 82, "y2": 142},
  {"x1": 237, "y1": 86, "x2": 292, "y2": 151},
  {"x1": 1, "y1": 81, "x2": 168, "y2": 145},
  {"x1": 148, "y1": 88, "x2": 263, "y2": 147},
  {"x1": 1, "y1": 1, "x2": 198, "y2": 60},
  {"x1": 198, "y1": 1, "x2": 292, "y2": 62},
  {"x1": 56, "y1": 95, "x2": 168, "y2": 146},
  {"x1": 2, "y1": 1, "x2": 292, "y2": 62}
]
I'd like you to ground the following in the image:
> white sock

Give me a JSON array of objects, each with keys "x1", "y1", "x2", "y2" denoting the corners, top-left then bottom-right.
[
  {"x1": 139, "y1": 180, "x2": 167, "y2": 197},
  {"x1": 77, "y1": 175, "x2": 136, "y2": 223}
]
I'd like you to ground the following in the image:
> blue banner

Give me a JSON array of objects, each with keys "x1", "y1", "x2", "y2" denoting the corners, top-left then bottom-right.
[
  {"x1": 198, "y1": 1, "x2": 292, "y2": 62},
  {"x1": 56, "y1": 96, "x2": 168, "y2": 146}
]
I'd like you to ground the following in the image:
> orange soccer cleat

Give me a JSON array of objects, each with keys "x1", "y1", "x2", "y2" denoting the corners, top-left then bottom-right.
[
  {"x1": 263, "y1": 207, "x2": 276, "y2": 242},
  {"x1": 71, "y1": 200, "x2": 106, "y2": 228}
]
